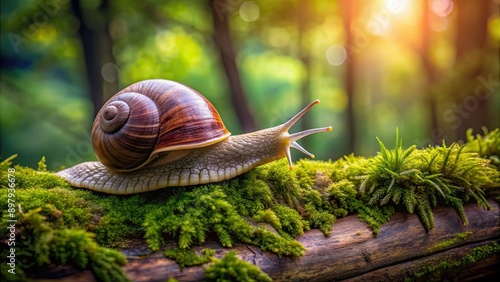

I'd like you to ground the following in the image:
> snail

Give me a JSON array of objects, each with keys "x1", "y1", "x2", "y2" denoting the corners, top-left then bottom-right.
[{"x1": 57, "y1": 79, "x2": 332, "y2": 194}]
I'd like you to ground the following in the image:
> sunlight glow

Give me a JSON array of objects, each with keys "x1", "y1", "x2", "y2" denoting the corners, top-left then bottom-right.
[{"x1": 385, "y1": 0, "x2": 410, "y2": 15}]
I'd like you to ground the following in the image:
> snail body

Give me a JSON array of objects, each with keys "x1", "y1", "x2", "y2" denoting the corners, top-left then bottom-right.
[{"x1": 57, "y1": 79, "x2": 332, "y2": 194}]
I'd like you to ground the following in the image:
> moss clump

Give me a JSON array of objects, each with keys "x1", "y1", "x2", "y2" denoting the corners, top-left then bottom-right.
[
  {"x1": 327, "y1": 179, "x2": 395, "y2": 234},
  {"x1": 0, "y1": 155, "x2": 70, "y2": 190},
  {"x1": 0, "y1": 205, "x2": 128, "y2": 281},
  {"x1": 164, "y1": 248, "x2": 215, "y2": 269},
  {"x1": 354, "y1": 129, "x2": 498, "y2": 230},
  {"x1": 1, "y1": 128, "x2": 499, "y2": 280},
  {"x1": 204, "y1": 251, "x2": 272, "y2": 282},
  {"x1": 142, "y1": 185, "x2": 305, "y2": 257},
  {"x1": 464, "y1": 128, "x2": 500, "y2": 168},
  {"x1": 406, "y1": 242, "x2": 500, "y2": 282},
  {"x1": 0, "y1": 157, "x2": 128, "y2": 281}
]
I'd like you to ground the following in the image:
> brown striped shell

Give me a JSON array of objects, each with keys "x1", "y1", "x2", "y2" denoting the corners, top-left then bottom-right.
[{"x1": 91, "y1": 79, "x2": 230, "y2": 171}]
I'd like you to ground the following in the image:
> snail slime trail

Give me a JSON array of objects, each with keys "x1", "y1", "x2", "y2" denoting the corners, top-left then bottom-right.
[{"x1": 57, "y1": 79, "x2": 333, "y2": 194}]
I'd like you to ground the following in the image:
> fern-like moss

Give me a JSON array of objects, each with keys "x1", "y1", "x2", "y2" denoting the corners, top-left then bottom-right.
[
  {"x1": 464, "y1": 127, "x2": 500, "y2": 168},
  {"x1": 204, "y1": 251, "x2": 272, "y2": 282},
  {"x1": 355, "y1": 129, "x2": 499, "y2": 230},
  {"x1": 142, "y1": 185, "x2": 305, "y2": 257},
  {"x1": 163, "y1": 248, "x2": 215, "y2": 269}
]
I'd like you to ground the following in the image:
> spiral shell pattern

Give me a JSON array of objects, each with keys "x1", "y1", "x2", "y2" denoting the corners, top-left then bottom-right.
[{"x1": 91, "y1": 79, "x2": 230, "y2": 171}]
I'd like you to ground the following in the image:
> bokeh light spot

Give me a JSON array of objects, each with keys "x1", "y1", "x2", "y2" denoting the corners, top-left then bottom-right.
[
  {"x1": 101, "y1": 63, "x2": 119, "y2": 82},
  {"x1": 326, "y1": 45, "x2": 347, "y2": 66},
  {"x1": 430, "y1": 0, "x2": 453, "y2": 17},
  {"x1": 239, "y1": 1, "x2": 260, "y2": 22}
]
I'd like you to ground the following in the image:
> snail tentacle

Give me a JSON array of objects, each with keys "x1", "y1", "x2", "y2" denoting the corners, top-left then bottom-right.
[{"x1": 279, "y1": 100, "x2": 333, "y2": 169}]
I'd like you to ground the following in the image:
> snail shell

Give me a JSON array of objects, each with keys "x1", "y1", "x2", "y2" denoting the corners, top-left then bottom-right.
[
  {"x1": 92, "y1": 79, "x2": 230, "y2": 171},
  {"x1": 57, "y1": 79, "x2": 332, "y2": 194}
]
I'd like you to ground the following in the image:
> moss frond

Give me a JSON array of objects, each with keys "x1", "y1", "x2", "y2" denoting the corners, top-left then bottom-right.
[
  {"x1": 143, "y1": 185, "x2": 305, "y2": 257},
  {"x1": 204, "y1": 251, "x2": 272, "y2": 282},
  {"x1": 464, "y1": 128, "x2": 500, "y2": 167},
  {"x1": 355, "y1": 129, "x2": 499, "y2": 230},
  {"x1": 0, "y1": 206, "x2": 128, "y2": 281},
  {"x1": 163, "y1": 248, "x2": 215, "y2": 269}
]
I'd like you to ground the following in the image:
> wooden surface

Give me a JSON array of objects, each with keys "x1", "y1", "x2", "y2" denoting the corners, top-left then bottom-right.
[{"x1": 121, "y1": 200, "x2": 500, "y2": 281}]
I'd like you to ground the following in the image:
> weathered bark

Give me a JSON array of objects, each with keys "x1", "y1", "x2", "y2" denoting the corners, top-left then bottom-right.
[{"x1": 119, "y1": 199, "x2": 499, "y2": 281}]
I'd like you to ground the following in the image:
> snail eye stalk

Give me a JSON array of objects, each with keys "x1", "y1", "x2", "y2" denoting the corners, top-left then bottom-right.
[{"x1": 281, "y1": 100, "x2": 333, "y2": 169}]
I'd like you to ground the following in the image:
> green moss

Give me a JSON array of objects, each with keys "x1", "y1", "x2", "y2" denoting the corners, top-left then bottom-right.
[
  {"x1": 222, "y1": 172, "x2": 274, "y2": 217},
  {"x1": 164, "y1": 248, "x2": 215, "y2": 269},
  {"x1": 204, "y1": 251, "x2": 272, "y2": 282},
  {"x1": 253, "y1": 209, "x2": 282, "y2": 230},
  {"x1": 142, "y1": 185, "x2": 305, "y2": 257},
  {"x1": 272, "y1": 205, "x2": 309, "y2": 237},
  {"x1": 0, "y1": 206, "x2": 128, "y2": 281},
  {"x1": 427, "y1": 232, "x2": 473, "y2": 254},
  {"x1": 354, "y1": 129, "x2": 498, "y2": 230},
  {"x1": 406, "y1": 242, "x2": 500, "y2": 282},
  {"x1": 1, "y1": 128, "x2": 499, "y2": 280},
  {"x1": 256, "y1": 159, "x2": 301, "y2": 208},
  {"x1": 464, "y1": 128, "x2": 500, "y2": 168}
]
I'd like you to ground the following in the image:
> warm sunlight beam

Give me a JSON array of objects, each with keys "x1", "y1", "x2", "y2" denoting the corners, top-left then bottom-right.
[{"x1": 385, "y1": 0, "x2": 410, "y2": 15}]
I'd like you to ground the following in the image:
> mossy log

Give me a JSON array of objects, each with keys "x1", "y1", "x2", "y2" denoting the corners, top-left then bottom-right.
[{"x1": 118, "y1": 199, "x2": 499, "y2": 282}]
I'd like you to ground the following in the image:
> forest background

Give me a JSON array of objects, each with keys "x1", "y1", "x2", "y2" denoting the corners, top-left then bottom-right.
[{"x1": 1, "y1": 0, "x2": 499, "y2": 170}]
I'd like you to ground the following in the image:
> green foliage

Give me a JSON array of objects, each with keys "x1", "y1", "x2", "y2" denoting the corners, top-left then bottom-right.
[
  {"x1": 0, "y1": 206, "x2": 128, "y2": 282},
  {"x1": 253, "y1": 209, "x2": 282, "y2": 231},
  {"x1": 0, "y1": 157, "x2": 97, "y2": 230},
  {"x1": 272, "y1": 205, "x2": 309, "y2": 237},
  {"x1": 2, "y1": 125, "x2": 499, "y2": 280},
  {"x1": 143, "y1": 185, "x2": 305, "y2": 257},
  {"x1": 464, "y1": 128, "x2": 500, "y2": 168},
  {"x1": 221, "y1": 172, "x2": 274, "y2": 217},
  {"x1": 255, "y1": 159, "x2": 301, "y2": 209},
  {"x1": 37, "y1": 156, "x2": 48, "y2": 172},
  {"x1": 164, "y1": 248, "x2": 215, "y2": 269},
  {"x1": 327, "y1": 180, "x2": 395, "y2": 234},
  {"x1": 0, "y1": 157, "x2": 71, "y2": 190},
  {"x1": 204, "y1": 251, "x2": 272, "y2": 282},
  {"x1": 355, "y1": 130, "x2": 498, "y2": 230}
]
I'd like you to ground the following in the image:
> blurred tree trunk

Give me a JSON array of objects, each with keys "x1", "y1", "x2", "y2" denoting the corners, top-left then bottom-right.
[
  {"x1": 297, "y1": 0, "x2": 312, "y2": 138},
  {"x1": 71, "y1": 0, "x2": 118, "y2": 117},
  {"x1": 420, "y1": 1, "x2": 440, "y2": 144},
  {"x1": 341, "y1": 0, "x2": 357, "y2": 153},
  {"x1": 454, "y1": 0, "x2": 491, "y2": 139},
  {"x1": 209, "y1": 0, "x2": 256, "y2": 133}
]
